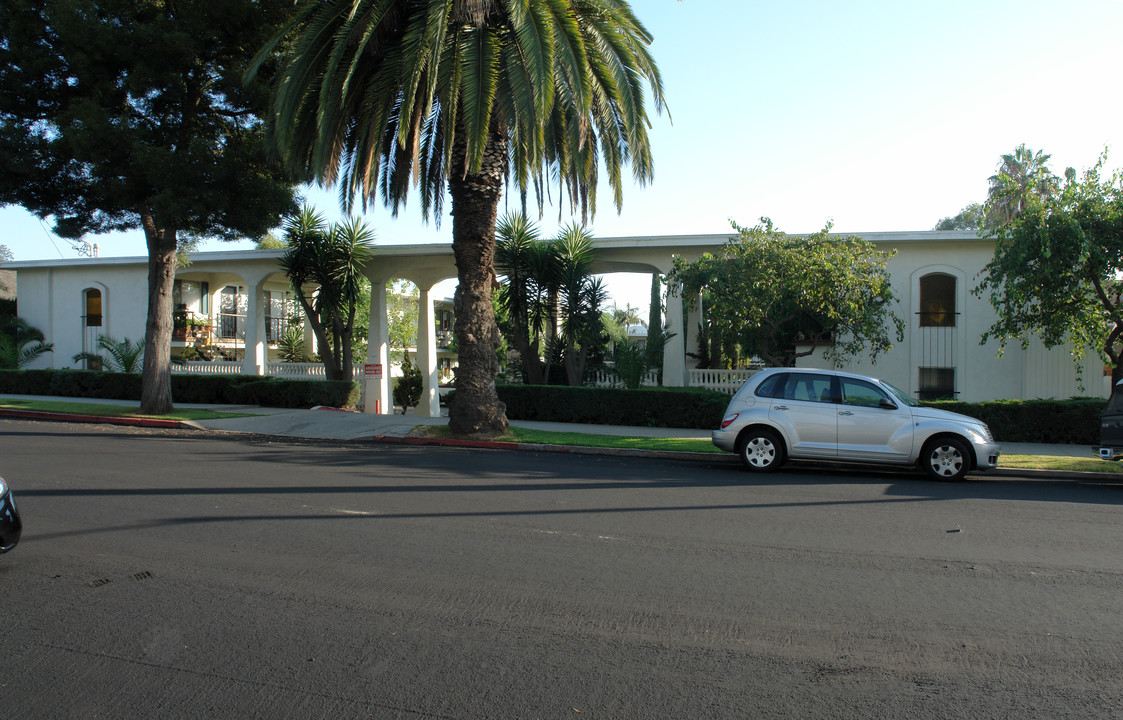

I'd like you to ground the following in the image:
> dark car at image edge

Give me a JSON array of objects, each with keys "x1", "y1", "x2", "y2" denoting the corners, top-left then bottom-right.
[{"x1": 0, "y1": 474, "x2": 22, "y2": 553}]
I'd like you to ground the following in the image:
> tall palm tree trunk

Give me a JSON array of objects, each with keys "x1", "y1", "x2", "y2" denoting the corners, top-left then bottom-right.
[
  {"x1": 447, "y1": 119, "x2": 509, "y2": 437},
  {"x1": 140, "y1": 212, "x2": 176, "y2": 414}
]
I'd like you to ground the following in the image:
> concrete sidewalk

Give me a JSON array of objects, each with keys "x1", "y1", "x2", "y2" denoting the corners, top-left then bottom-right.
[{"x1": 0, "y1": 394, "x2": 1106, "y2": 465}]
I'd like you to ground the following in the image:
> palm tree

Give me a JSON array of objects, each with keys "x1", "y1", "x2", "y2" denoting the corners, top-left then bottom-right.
[
  {"x1": 987, "y1": 144, "x2": 1060, "y2": 225},
  {"x1": 253, "y1": 0, "x2": 666, "y2": 437}
]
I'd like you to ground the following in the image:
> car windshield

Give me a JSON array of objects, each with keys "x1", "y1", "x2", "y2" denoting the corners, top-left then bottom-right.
[
  {"x1": 1105, "y1": 385, "x2": 1123, "y2": 415},
  {"x1": 879, "y1": 380, "x2": 918, "y2": 407}
]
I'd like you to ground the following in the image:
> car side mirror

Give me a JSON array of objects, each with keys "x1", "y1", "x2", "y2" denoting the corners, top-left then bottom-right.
[{"x1": 878, "y1": 398, "x2": 898, "y2": 410}]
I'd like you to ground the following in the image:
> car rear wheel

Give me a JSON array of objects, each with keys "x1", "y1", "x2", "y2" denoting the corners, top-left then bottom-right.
[
  {"x1": 922, "y1": 437, "x2": 970, "y2": 481},
  {"x1": 738, "y1": 429, "x2": 785, "y2": 472}
]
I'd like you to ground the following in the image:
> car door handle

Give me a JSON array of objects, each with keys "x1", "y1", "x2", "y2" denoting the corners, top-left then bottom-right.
[
  {"x1": 773, "y1": 405, "x2": 789, "y2": 411},
  {"x1": 838, "y1": 411, "x2": 854, "y2": 416}
]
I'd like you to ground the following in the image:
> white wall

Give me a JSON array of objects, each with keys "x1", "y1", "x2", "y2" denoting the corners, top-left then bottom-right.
[
  {"x1": 796, "y1": 237, "x2": 1109, "y2": 400},
  {"x1": 18, "y1": 262, "x2": 149, "y2": 369}
]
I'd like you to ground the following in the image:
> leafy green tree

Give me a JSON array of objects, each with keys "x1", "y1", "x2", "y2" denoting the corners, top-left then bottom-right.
[
  {"x1": 975, "y1": 152, "x2": 1123, "y2": 384},
  {"x1": 253, "y1": 0, "x2": 665, "y2": 437},
  {"x1": 934, "y1": 202, "x2": 987, "y2": 231},
  {"x1": 671, "y1": 220, "x2": 904, "y2": 368},
  {"x1": 0, "y1": 244, "x2": 12, "y2": 297},
  {"x1": 386, "y1": 280, "x2": 420, "y2": 362},
  {"x1": 72, "y1": 335, "x2": 144, "y2": 373},
  {"x1": 0, "y1": 0, "x2": 299, "y2": 414},
  {"x1": 393, "y1": 353, "x2": 423, "y2": 414},
  {"x1": 0, "y1": 316, "x2": 53, "y2": 369},
  {"x1": 280, "y1": 209, "x2": 374, "y2": 382}
]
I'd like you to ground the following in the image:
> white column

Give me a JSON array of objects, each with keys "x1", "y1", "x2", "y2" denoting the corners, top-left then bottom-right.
[
  {"x1": 685, "y1": 290, "x2": 704, "y2": 381},
  {"x1": 662, "y1": 279, "x2": 686, "y2": 387},
  {"x1": 416, "y1": 285, "x2": 440, "y2": 417},
  {"x1": 364, "y1": 280, "x2": 392, "y2": 415},
  {"x1": 242, "y1": 279, "x2": 266, "y2": 376},
  {"x1": 301, "y1": 285, "x2": 317, "y2": 358}
]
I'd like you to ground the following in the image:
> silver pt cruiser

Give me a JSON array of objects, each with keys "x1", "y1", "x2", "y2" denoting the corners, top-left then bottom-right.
[{"x1": 712, "y1": 368, "x2": 1000, "y2": 481}]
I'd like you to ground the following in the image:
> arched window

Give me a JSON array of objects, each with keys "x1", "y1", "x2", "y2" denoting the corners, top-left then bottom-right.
[
  {"x1": 919, "y1": 273, "x2": 956, "y2": 327},
  {"x1": 83, "y1": 288, "x2": 102, "y2": 327}
]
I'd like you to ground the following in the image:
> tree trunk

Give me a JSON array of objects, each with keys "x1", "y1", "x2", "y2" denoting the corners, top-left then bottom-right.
[
  {"x1": 140, "y1": 212, "x2": 177, "y2": 415},
  {"x1": 447, "y1": 118, "x2": 509, "y2": 438}
]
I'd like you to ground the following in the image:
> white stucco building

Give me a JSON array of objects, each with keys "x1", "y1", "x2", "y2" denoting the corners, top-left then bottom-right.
[{"x1": 5, "y1": 230, "x2": 1108, "y2": 416}]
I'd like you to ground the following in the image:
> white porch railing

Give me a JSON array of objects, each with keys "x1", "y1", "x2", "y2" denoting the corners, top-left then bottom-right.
[
  {"x1": 174, "y1": 360, "x2": 762, "y2": 395},
  {"x1": 172, "y1": 360, "x2": 244, "y2": 375},
  {"x1": 586, "y1": 368, "x2": 661, "y2": 388},
  {"x1": 173, "y1": 360, "x2": 368, "y2": 379},
  {"x1": 267, "y1": 362, "x2": 368, "y2": 379},
  {"x1": 688, "y1": 367, "x2": 761, "y2": 394}
]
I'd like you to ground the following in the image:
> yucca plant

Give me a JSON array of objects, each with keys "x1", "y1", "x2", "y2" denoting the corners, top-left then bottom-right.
[
  {"x1": 277, "y1": 324, "x2": 308, "y2": 363},
  {"x1": 73, "y1": 335, "x2": 144, "y2": 373}
]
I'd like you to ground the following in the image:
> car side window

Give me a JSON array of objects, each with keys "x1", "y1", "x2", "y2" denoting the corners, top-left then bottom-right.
[
  {"x1": 783, "y1": 373, "x2": 834, "y2": 403},
  {"x1": 840, "y1": 378, "x2": 891, "y2": 408},
  {"x1": 755, "y1": 373, "x2": 788, "y2": 399}
]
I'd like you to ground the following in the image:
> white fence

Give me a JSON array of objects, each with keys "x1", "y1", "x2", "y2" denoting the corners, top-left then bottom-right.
[
  {"x1": 174, "y1": 360, "x2": 760, "y2": 394},
  {"x1": 171, "y1": 360, "x2": 244, "y2": 375},
  {"x1": 688, "y1": 367, "x2": 761, "y2": 394},
  {"x1": 172, "y1": 361, "x2": 366, "y2": 379},
  {"x1": 586, "y1": 368, "x2": 661, "y2": 388},
  {"x1": 266, "y1": 362, "x2": 367, "y2": 379}
]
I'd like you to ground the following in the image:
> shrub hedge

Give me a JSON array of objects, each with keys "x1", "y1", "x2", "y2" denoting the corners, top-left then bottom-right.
[
  {"x1": 498, "y1": 384, "x2": 1106, "y2": 445},
  {"x1": 497, "y1": 384, "x2": 730, "y2": 429},
  {"x1": 0, "y1": 368, "x2": 1107, "y2": 444},
  {"x1": 0, "y1": 369, "x2": 359, "y2": 409},
  {"x1": 922, "y1": 398, "x2": 1105, "y2": 446}
]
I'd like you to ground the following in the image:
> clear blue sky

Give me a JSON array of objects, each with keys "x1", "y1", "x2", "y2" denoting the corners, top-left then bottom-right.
[{"x1": 2, "y1": 0, "x2": 1121, "y2": 307}]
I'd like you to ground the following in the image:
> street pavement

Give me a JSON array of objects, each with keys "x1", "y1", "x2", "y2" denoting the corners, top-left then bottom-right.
[{"x1": 0, "y1": 393, "x2": 1104, "y2": 467}]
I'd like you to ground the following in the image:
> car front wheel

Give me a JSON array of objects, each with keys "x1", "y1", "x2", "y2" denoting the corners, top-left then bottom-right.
[
  {"x1": 922, "y1": 437, "x2": 971, "y2": 481},
  {"x1": 739, "y1": 429, "x2": 786, "y2": 472}
]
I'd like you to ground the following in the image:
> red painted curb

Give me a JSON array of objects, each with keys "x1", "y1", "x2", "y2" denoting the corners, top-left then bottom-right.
[{"x1": 0, "y1": 408, "x2": 189, "y2": 429}]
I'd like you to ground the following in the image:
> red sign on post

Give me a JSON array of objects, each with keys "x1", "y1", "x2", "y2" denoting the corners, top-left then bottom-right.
[{"x1": 364, "y1": 363, "x2": 383, "y2": 379}]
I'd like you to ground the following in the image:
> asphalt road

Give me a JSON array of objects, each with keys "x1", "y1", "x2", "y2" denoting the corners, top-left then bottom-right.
[{"x1": 2, "y1": 418, "x2": 1122, "y2": 719}]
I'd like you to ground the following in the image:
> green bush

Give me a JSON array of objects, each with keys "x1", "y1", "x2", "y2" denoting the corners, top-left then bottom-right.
[
  {"x1": 498, "y1": 384, "x2": 1107, "y2": 442},
  {"x1": 0, "y1": 368, "x2": 358, "y2": 409},
  {"x1": 498, "y1": 384, "x2": 730, "y2": 429},
  {"x1": 922, "y1": 398, "x2": 1104, "y2": 445}
]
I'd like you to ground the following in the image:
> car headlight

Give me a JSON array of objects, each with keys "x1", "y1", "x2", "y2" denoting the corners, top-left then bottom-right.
[{"x1": 965, "y1": 425, "x2": 992, "y2": 444}]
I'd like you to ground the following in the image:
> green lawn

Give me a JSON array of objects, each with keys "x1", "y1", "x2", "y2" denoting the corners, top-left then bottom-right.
[
  {"x1": 3, "y1": 396, "x2": 1117, "y2": 475},
  {"x1": 420, "y1": 425, "x2": 1120, "y2": 474},
  {"x1": 0, "y1": 397, "x2": 257, "y2": 422}
]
